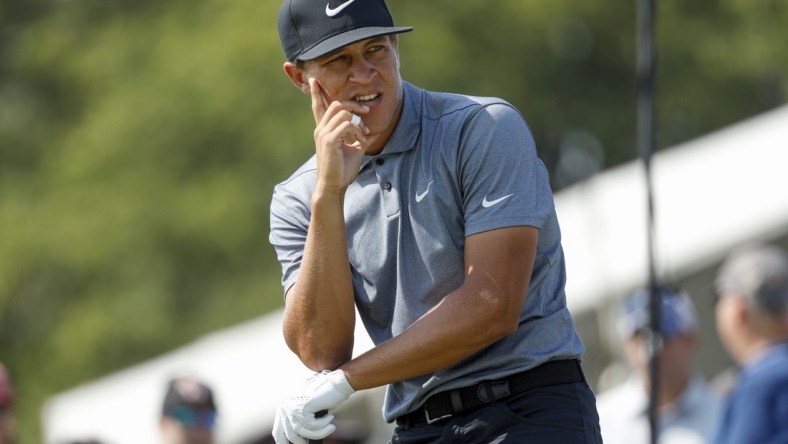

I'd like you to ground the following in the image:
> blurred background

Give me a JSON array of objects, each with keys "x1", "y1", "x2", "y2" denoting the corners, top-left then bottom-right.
[{"x1": 1, "y1": 0, "x2": 787, "y2": 442}]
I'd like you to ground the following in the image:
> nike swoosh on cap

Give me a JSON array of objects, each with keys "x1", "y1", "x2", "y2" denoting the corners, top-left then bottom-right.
[
  {"x1": 482, "y1": 193, "x2": 514, "y2": 208},
  {"x1": 415, "y1": 181, "x2": 434, "y2": 203},
  {"x1": 326, "y1": 0, "x2": 355, "y2": 17}
]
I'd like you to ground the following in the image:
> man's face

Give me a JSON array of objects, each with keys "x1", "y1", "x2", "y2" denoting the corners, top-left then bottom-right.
[
  {"x1": 292, "y1": 35, "x2": 404, "y2": 154},
  {"x1": 623, "y1": 331, "x2": 697, "y2": 390},
  {"x1": 715, "y1": 292, "x2": 747, "y2": 364}
]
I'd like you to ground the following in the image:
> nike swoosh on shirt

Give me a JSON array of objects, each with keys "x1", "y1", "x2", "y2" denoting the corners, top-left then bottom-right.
[
  {"x1": 326, "y1": 0, "x2": 355, "y2": 17},
  {"x1": 415, "y1": 181, "x2": 434, "y2": 203},
  {"x1": 482, "y1": 193, "x2": 514, "y2": 208}
]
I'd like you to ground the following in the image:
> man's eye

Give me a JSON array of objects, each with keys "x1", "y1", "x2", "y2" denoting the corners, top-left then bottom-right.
[{"x1": 326, "y1": 55, "x2": 347, "y2": 64}]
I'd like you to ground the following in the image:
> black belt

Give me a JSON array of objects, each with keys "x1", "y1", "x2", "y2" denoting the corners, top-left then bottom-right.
[{"x1": 396, "y1": 359, "x2": 584, "y2": 427}]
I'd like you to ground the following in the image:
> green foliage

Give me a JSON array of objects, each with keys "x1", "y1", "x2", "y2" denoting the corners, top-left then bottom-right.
[
  {"x1": 0, "y1": 0, "x2": 785, "y2": 442},
  {"x1": 0, "y1": 0, "x2": 296, "y2": 440}
]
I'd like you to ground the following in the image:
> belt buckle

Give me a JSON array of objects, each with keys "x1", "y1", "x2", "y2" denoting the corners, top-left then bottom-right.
[{"x1": 424, "y1": 406, "x2": 452, "y2": 424}]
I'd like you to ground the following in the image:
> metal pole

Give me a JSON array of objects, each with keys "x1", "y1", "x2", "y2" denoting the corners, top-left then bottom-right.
[{"x1": 636, "y1": 0, "x2": 661, "y2": 443}]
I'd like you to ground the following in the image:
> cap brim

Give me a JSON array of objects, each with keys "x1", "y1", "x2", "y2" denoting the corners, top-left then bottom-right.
[{"x1": 297, "y1": 26, "x2": 413, "y2": 61}]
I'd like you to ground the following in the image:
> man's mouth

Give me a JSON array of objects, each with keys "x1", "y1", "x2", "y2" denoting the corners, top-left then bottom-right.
[{"x1": 354, "y1": 93, "x2": 380, "y2": 103}]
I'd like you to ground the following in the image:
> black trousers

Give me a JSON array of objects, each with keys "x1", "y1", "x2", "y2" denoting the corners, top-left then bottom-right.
[{"x1": 390, "y1": 381, "x2": 602, "y2": 444}]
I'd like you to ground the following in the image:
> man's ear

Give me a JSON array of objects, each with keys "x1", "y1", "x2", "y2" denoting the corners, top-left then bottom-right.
[
  {"x1": 284, "y1": 62, "x2": 311, "y2": 94},
  {"x1": 732, "y1": 296, "x2": 750, "y2": 326}
]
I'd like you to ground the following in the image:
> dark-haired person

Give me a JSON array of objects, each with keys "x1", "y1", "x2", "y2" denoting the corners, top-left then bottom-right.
[{"x1": 268, "y1": 0, "x2": 602, "y2": 442}]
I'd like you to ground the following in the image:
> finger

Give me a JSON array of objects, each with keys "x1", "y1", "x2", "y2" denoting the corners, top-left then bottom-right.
[
  {"x1": 309, "y1": 78, "x2": 330, "y2": 124},
  {"x1": 323, "y1": 102, "x2": 368, "y2": 127},
  {"x1": 313, "y1": 86, "x2": 370, "y2": 125},
  {"x1": 283, "y1": 422, "x2": 308, "y2": 444},
  {"x1": 274, "y1": 411, "x2": 300, "y2": 444},
  {"x1": 343, "y1": 101, "x2": 371, "y2": 116},
  {"x1": 294, "y1": 421, "x2": 336, "y2": 440},
  {"x1": 329, "y1": 122, "x2": 367, "y2": 149},
  {"x1": 272, "y1": 413, "x2": 287, "y2": 444},
  {"x1": 273, "y1": 428, "x2": 292, "y2": 444},
  {"x1": 317, "y1": 88, "x2": 370, "y2": 115},
  {"x1": 300, "y1": 412, "x2": 334, "y2": 431},
  {"x1": 326, "y1": 110, "x2": 367, "y2": 138}
]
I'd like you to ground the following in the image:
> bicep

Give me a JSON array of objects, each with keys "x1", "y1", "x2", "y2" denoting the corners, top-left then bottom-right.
[{"x1": 464, "y1": 226, "x2": 538, "y2": 315}]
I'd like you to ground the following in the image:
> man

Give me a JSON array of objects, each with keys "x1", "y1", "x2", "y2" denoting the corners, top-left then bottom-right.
[
  {"x1": 712, "y1": 244, "x2": 788, "y2": 444},
  {"x1": 269, "y1": 0, "x2": 602, "y2": 442},
  {"x1": 596, "y1": 287, "x2": 723, "y2": 444},
  {"x1": 159, "y1": 376, "x2": 217, "y2": 444},
  {"x1": 0, "y1": 363, "x2": 14, "y2": 444}
]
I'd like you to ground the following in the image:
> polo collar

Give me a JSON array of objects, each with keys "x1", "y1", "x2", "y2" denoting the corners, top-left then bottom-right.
[{"x1": 362, "y1": 80, "x2": 421, "y2": 166}]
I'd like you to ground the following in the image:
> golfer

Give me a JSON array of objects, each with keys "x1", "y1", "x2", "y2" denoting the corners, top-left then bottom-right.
[{"x1": 269, "y1": 0, "x2": 602, "y2": 442}]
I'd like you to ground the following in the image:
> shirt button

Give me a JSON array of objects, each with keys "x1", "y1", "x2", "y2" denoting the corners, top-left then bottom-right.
[
  {"x1": 375, "y1": 158, "x2": 385, "y2": 166},
  {"x1": 383, "y1": 182, "x2": 392, "y2": 190}
]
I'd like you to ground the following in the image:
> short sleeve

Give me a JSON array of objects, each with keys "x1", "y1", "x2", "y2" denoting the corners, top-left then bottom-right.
[
  {"x1": 457, "y1": 103, "x2": 554, "y2": 236},
  {"x1": 268, "y1": 174, "x2": 314, "y2": 296}
]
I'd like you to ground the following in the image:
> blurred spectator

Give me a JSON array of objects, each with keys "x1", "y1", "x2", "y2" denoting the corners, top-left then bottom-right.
[
  {"x1": 159, "y1": 376, "x2": 217, "y2": 444},
  {"x1": 596, "y1": 287, "x2": 723, "y2": 444},
  {"x1": 0, "y1": 363, "x2": 14, "y2": 444},
  {"x1": 712, "y1": 244, "x2": 788, "y2": 444}
]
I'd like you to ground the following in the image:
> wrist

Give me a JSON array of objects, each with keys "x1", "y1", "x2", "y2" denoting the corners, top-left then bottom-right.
[
  {"x1": 326, "y1": 369, "x2": 355, "y2": 395},
  {"x1": 311, "y1": 187, "x2": 345, "y2": 213},
  {"x1": 311, "y1": 184, "x2": 346, "y2": 207}
]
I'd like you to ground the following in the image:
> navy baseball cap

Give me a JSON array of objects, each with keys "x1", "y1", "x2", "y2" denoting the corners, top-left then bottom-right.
[
  {"x1": 617, "y1": 287, "x2": 698, "y2": 339},
  {"x1": 162, "y1": 376, "x2": 216, "y2": 415},
  {"x1": 277, "y1": 0, "x2": 413, "y2": 61}
]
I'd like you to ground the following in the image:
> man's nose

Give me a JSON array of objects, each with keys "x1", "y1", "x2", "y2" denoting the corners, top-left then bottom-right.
[{"x1": 349, "y1": 57, "x2": 376, "y2": 83}]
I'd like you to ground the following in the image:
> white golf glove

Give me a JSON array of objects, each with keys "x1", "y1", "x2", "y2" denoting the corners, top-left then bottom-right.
[{"x1": 273, "y1": 369, "x2": 355, "y2": 444}]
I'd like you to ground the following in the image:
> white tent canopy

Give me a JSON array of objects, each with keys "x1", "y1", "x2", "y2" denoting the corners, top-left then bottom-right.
[
  {"x1": 558, "y1": 104, "x2": 788, "y2": 312},
  {"x1": 43, "y1": 105, "x2": 788, "y2": 443},
  {"x1": 43, "y1": 310, "x2": 388, "y2": 444}
]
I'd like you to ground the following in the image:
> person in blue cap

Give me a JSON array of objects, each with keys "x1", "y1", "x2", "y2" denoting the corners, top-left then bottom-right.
[
  {"x1": 712, "y1": 244, "x2": 788, "y2": 444},
  {"x1": 596, "y1": 287, "x2": 723, "y2": 444},
  {"x1": 268, "y1": 0, "x2": 602, "y2": 443},
  {"x1": 159, "y1": 375, "x2": 217, "y2": 444}
]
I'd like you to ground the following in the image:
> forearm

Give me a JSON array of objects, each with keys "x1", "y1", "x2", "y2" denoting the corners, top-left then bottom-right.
[
  {"x1": 340, "y1": 226, "x2": 534, "y2": 390},
  {"x1": 284, "y1": 187, "x2": 357, "y2": 370},
  {"x1": 341, "y1": 281, "x2": 523, "y2": 390}
]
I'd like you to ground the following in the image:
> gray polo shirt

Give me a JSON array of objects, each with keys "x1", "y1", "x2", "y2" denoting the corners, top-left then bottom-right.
[{"x1": 270, "y1": 81, "x2": 585, "y2": 422}]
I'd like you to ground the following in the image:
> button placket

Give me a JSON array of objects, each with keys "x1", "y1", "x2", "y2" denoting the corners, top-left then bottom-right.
[{"x1": 372, "y1": 156, "x2": 399, "y2": 217}]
